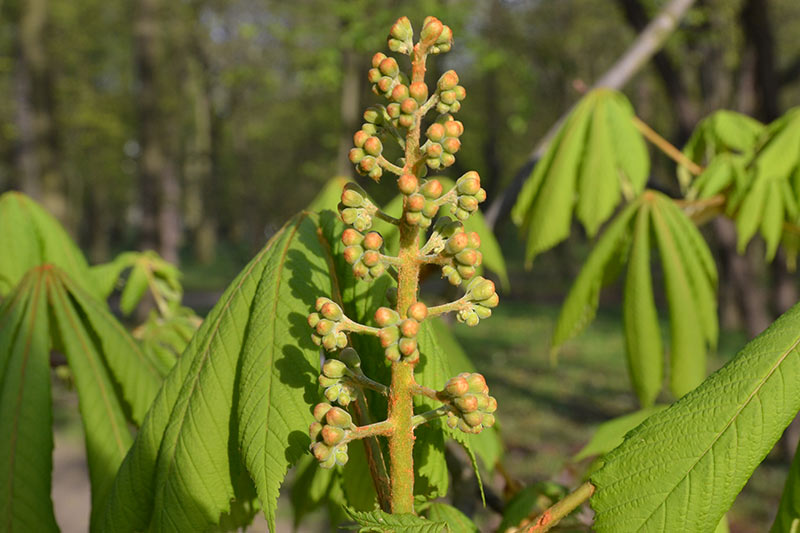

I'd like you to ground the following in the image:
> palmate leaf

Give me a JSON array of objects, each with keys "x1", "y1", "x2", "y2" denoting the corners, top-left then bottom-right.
[
  {"x1": 0, "y1": 265, "x2": 164, "y2": 533},
  {"x1": 345, "y1": 508, "x2": 448, "y2": 532},
  {"x1": 680, "y1": 110, "x2": 763, "y2": 192},
  {"x1": 553, "y1": 192, "x2": 717, "y2": 405},
  {"x1": 591, "y1": 301, "x2": 800, "y2": 532},
  {"x1": 734, "y1": 108, "x2": 800, "y2": 260},
  {"x1": 551, "y1": 201, "x2": 639, "y2": 357},
  {"x1": 101, "y1": 212, "x2": 332, "y2": 533},
  {"x1": 512, "y1": 89, "x2": 649, "y2": 264},
  {"x1": 0, "y1": 192, "x2": 95, "y2": 297}
]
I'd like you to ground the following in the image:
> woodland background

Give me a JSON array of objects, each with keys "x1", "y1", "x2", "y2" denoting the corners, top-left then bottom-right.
[{"x1": 3, "y1": 0, "x2": 800, "y2": 531}]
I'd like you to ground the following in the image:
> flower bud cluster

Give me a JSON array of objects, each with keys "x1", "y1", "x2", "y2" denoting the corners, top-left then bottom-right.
[
  {"x1": 309, "y1": 402, "x2": 353, "y2": 469},
  {"x1": 420, "y1": 16, "x2": 453, "y2": 54},
  {"x1": 404, "y1": 178, "x2": 443, "y2": 228},
  {"x1": 387, "y1": 16, "x2": 413, "y2": 54},
  {"x1": 458, "y1": 276, "x2": 500, "y2": 326},
  {"x1": 308, "y1": 297, "x2": 347, "y2": 351},
  {"x1": 318, "y1": 349, "x2": 361, "y2": 406},
  {"x1": 440, "y1": 228, "x2": 482, "y2": 286},
  {"x1": 349, "y1": 127, "x2": 384, "y2": 181},
  {"x1": 338, "y1": 183, "x2": 375, "y2": 232},
  {"x1": 435, "y1": 70, "x2": 466, "y2": 115},
  {"x1": 451, "y1": 171, "x2": 487, "y2": 221},
  {"x1": 440, "y1": 373, "x2": 497, "y2": 434},
  {"x1": 368, "y1": 52, "x2": 409, "y2": 102},
  {"x1": 423, "y1": 116, "x2": 463, "y2": 170},
  {"x1": 375, "y1": 304, "x2": 426, "y2": 364},
  {"x1": 342, "y1": 228, "x2": 386, "y2": 281}
]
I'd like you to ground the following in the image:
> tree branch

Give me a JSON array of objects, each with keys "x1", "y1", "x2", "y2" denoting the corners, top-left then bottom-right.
[{"x1": 485, "y1": 0, "x2": 697, "y2": 230}]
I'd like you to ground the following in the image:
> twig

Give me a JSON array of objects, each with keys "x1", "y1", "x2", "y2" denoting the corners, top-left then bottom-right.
[
  {"x1": 632, "y1": 116, "x2": 703, "y2": 176},
  {"x1": 511, "y1": 482, "x2": 596, "y2": 533}
]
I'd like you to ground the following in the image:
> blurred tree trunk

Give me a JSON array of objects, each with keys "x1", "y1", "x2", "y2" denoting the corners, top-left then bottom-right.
[
  {"x1": 184, "y1": 33, "x2": 217, "y2": 264},
  {"x1": 336, "y1": 49, "x2": 361, "y2": 177},
  {"x1": 13, "y1": 0, "x2": 65, "y2": 220},
  {"x1": 133, "y1": 0, "x2": 181, "y2": 264},
  {"x1": 617, "y1": 0, "x2": 697, "y2": 141}
]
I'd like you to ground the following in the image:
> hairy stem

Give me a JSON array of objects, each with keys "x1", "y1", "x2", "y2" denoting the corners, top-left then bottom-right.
[
  {"x1": 512, "y1": 482, "x2": 596, "y2": 533},
  {"x1": 411, "y1": 405, "x2": 451, "y2": 428}
]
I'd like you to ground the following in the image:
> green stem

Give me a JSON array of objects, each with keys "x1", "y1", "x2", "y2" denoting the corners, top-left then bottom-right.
[
  {"x1": 411, "y1": 405, "x2": 450, "y2": 428},
  {"x1": 427, "y1": 297, "x2": 470, "y2": 317}
]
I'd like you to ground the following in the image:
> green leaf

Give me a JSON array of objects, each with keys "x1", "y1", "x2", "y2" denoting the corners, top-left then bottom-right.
[
  {"x1": 577, "y1": 97, "x2": 621, "y2": 237},
  {"x1": 101, "y1": 212, "x2": 333, "y2": 532},
  {"x1": 427, "y1": 318, "x2": 503, "y2": 471},
  {"x1": 512, "y1": 89, "x2": 649, "y2": 263},
  {"x1": 0, "y1": 192, "x2": 94, "y2": 298},
  {"x1": 679, "y1": 110, "x2": 763, "y2": 191},
  {"x1": 761, "y1": 180, "x2": 785, "y2": 261},
  {"x1": 650, "y1": 195, "x2": 708, "y2": 398},
  {"x1": 591, "y1": 302, "x2": 800, "y2": 532},
  {"x1": 119, "y1": 261, "x2": 150, "y2": 315},
  {"x1": 574, "y1": 405, "x2": 668, "y2": 461},
  {"x1": 307, "y1": 176, "x2": 353, "y2": 212},
  {"x1": 290, "y1": 456, "x2": 337, "y2": 527},
  {"x1": 0, "y1": 270, "x2": 58, "y2": 533},
  {"x1": 623, "y1": 204, "x2": 663, "y2": 407},
  {"x1": 345, "y1": 508, "x2": 448, "y2": 532},
  {"x1": 551, "y1": 201, "x2": 639, "y2": 357},
  {"x1": 90, "y1": 251, "x2": 138, "y2": 300},
  {"x1": 342, "y1": 440, "x2": 379, "y2": 511},
  {"x1": 771, "y1": 440, "x2": 800, "y2": 532},
  {"x1": 425, "y1": 503, "x2": 478, "y2": 532}
]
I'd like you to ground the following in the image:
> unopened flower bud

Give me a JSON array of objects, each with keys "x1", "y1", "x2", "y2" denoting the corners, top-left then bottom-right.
[
  {"x1": 421, "y1": 179, "x2": 443, "y2": 199},
  {"x1": 325, "y1": 407, "x2": 352, "y2": 428},
  {"x1": 466, "y1": 373, "x2": 488, "y2": 394},
  {"x1": 444, "y1": 376, "x2": 469, "y2": 397},
  {"x1": 379, "y1": 326, "x2": 400, "y2": 347},
  {"x1": 469, "y1": 277, "x2": 496, "y2": 301},
  {"x1": 445, "y1": 233, "x2": 469, "y2": 255},
  {"x1": 363, "y1": 136, "x2": 383, "y2": 157},
  {"x1": 321, "y1": 425, "x2": 345, "y2": 446},
  {"x1": 375, "y1": 306, "x2": 399, "y2": 327},
  {"x1": 315, "y1": 319, "x2": 334, "y2": 336},
  {"x1": 309, "y1": 421, "x2": 323, "y2": 441},
  {"x1": 398, "y1": 174, "x2": 418, "y2": 195},
  {"x1": 463, "y1": 411, "x2": 483, "y2": 427},
  {"x1": 458, "y1": 195, "x2": 478, "y2": 212},
  {"x1": 343, "y1": 245, "x2": 363, "y2": 264},
  {"x1": 311, "y1": 442, "x2": 331, "y2": 461},
  {"x1": 372, "y1": 52, "x2": 387, "y2": 68},
  {"x1": 391, "y1": 84, "x2": 409, "y2": 103},
  {"x1": 307, "y1": 312, "x2": 320, "y2": 328},
  {"x1": 454, "y1": 394, "x2": 479, "y2": 413},
  {"x1": 313, "y1": 402, "x2": 332, "y2": 422},
  {"x1": 438, "y1": 70, "x2": 459, "y2": 92},
  {"x1": 421, "y1": 16, "x2": 444, "y2": 44},
  {"x1": 342, "y1": 228, "x2": 364, "y2": 247},
  {"x1": 335, "y1": 447, "x2": 349, "y2": 466},
  {"x1": 320, "y1": 301, "x2": 343, "y2": 320},
  {"x1": 362, "y1": 250, "x2": 380, "y2": 267},
  {"x1": 363, "y1": 231, "x2": 383, "y2": 250},
  {"x1": 407, "y1": 193, "x2": 425, "y2": 212},
  {"x1": 398, "y1": 337, "x2": 417, "y2": 356},
  {"x1": 408, "y1": 302, "x2": 428, "y2": 321},
  {"x1": 456, "y1": 264, "x2": 476, "y2": 280},
  {"x1": 409, "y1": 81, "x2": 428, "y2": 103},
  {"x1": 482, "y1": 293, "x2": 499, "y2": 308},
  {"x1": 399, "y1": 318, "x2": 419, "y2": 337},
  {"x1": 323, "y1": 359, "x2": 347, "y2": 379},
  {"x1": 390, "y1": 16, "x2": 413, "y2": 42},
  {"x1": 378, "y1": 57, "x2": 399, "y2": 77},
  {"x1": 445, "y1": 120, "x2": 464, "y2": 137},
  {"x1": 441, "y1": 153, "x2": 456, "y2": 167},
  {"x1": 427, "y1": 123, "x2": 445, "y2": 142},
  {"x1": 349, "y1": 148, "x2": 365, "y2": 164},
  {"x1": 457, "y1": 171, "x2": 481, "y2": 194}
]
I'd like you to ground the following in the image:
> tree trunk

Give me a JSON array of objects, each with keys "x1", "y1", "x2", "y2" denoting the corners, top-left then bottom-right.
[
  {"x1": 133, "y1": 0, "x2": 181, "y2": 264},
  {"x1": 14, "y1": 0, "x2": 64, "y2": 219},
  {"x1": 712, "y1": 217, "x2": 771, "y2": 338}
]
